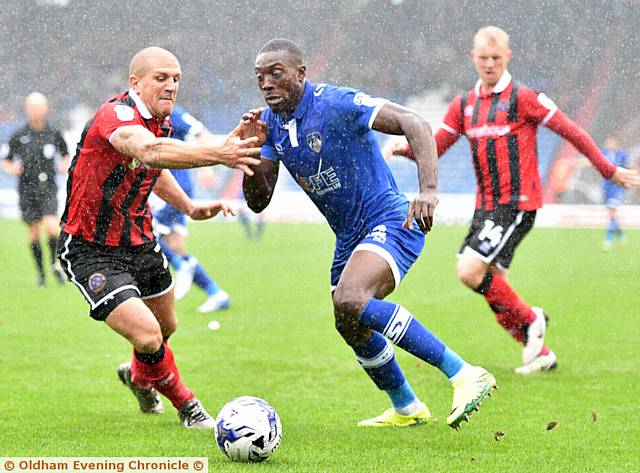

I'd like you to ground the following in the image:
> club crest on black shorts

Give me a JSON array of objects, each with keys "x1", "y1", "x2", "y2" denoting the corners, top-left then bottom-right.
[{"x1": 88, "y1": 273, "x2": 107, "y2": 293}]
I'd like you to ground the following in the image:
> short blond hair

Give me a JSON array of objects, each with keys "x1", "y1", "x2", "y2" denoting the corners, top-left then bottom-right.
[{"x1": 473, "y1": 26, "x2": 510, "y2": 50}]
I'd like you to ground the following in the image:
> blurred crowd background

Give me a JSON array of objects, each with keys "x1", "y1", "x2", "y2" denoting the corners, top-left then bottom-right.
[{"x1": 1, "y1": 0, "x2": 639, "y2": 204}]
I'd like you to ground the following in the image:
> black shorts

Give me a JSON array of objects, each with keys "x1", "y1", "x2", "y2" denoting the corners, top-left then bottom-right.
[
  {"x1": 57, "y1": 232, "x2": 173, "y2": 321},
  {"x1": 459, "y1": 206, "x2": 536, "y2": 270},
  {"x1": 19, "y1": 185, "x2": 58, "y2": 223}
]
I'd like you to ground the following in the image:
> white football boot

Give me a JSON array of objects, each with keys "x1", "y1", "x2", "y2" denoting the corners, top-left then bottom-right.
[
  {"x1": 515, "y1": 351, "x2": 558, "y2": 375},
  {"x1": 179, "y1": 399, "x2": 215, "y2": 429},
  {"x1": 447, "y1": 366, "x2": 497, "y2": 429},
  {"x1": 174, "y1": 264, "x2": 195, "y2": 301},
  {"x1": 522, "y1": 307, "x2": 547, "y2": 365},
  {"x1": 197, "y1": 290, "x2": 231, "y2": 314}
]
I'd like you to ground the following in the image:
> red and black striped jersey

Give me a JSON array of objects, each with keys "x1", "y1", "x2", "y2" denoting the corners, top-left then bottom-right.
[
  {"x1": 61, "y1": 89, "x2": 171, "y2": 246},
  {"x1": 435, "y1": 71, "x2": 615, "y2": 211}
]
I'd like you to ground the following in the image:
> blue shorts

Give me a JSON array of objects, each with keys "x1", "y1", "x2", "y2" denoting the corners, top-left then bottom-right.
[
  {"x1": 330, "y1": 218, "x2": 425, "y2": 290},
  {"x1": 604, "y1": 183, "x2": 624, "y2": 208},
  {"x1": 153, "y1": 203, "x2": 188, "y2": 236}
]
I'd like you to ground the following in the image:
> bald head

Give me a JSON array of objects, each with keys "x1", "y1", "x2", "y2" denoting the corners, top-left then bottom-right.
[
  {"x1": 129, "y1": 47, "x2": 179, "y2": 78},
  {"x1": 128, "y1": 46, "x2": 182, "y2": 119},
  {"x1": 25, "y1": 92, "x2": 49, "y2": 129}
]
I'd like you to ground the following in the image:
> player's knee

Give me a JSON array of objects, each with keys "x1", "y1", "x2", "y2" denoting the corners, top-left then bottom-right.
[
  {"x1": 132, "y1": 330, "x2": 163, "y2": 354},
  {"x1": 332, "y1": 288, "x2": 367, "y2": 319},
  {"x1": 333, "y1": 290, "x2": 368, "y2": 341},
  {"x1": 456, "y1": 261, "x2": 484, "y2": 289}
]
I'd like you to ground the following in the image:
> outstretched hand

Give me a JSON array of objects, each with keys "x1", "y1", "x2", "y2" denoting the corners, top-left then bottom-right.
[
  {"x1": 233, "y1": 107, "x2": 267, "y2": 144},
  {"x1": 611, "y1": 166, "x2": 640, "y2": 190},
  {"x1": 217, "y1": 133, "x2": 262, "y2": 176},
  {"x1": 403, "y1": 189, "x2": 438, "y2": 233},
  {"x1": 188, "y1": 201, "x2": 236, "y2": 221}
]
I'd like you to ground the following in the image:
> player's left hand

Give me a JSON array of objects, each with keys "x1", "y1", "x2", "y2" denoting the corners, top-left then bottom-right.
[
  {"x1": 233, "y1": 108, "x2": 267, "y2": 145},
  {"x1": 403, "y1": 189, "x2": 438, "y2": 233},
  {"x1": 611, "y1": 166, "x2": 640, "y2": 190},
  {"x1": 382, "y1": 138, "x2": 408, "y2": 160},
  {"x1": 189, "y1": 201, "x2": 236, "y2": 221}
]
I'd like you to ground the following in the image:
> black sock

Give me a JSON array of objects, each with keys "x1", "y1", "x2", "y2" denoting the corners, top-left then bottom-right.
[
  {"x1": 31, "y1": 241, "x2": 44, "y2": 277},
  {"x1": 135, "y1": 343, "x2": 166, "y2": 365},
  {"x1": 48, "y1": 236, "x2": 58, "y2": 265}
]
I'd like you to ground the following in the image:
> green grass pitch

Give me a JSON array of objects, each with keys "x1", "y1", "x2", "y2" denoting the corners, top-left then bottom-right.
[{"x1": 0, "y1": 218, "x2": 638, "y2": 472}]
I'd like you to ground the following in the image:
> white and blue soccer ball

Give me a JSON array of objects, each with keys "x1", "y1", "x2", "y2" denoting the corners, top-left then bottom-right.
[{"x1": 214, "y1": 396, "x2": 282, "y2": 462}]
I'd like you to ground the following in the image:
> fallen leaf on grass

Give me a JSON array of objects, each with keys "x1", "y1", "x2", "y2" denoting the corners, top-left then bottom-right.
[
  {"x1": 493, "y1": 430, "x2": 505, "y2": 441},
  {"x1": 546, "y1": 421, "x2": 558, "y2": 431}
]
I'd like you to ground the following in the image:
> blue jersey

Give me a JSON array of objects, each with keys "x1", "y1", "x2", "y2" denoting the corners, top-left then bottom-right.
[
  {"x1": 169, "y1": 105, "x2": 204, "y2": 197},
  {"x1": 261, "y1": 81, "x2": 409, "y2": 246},
  {"x1": 602, "y1": 147, "x2": 629, "y2": 200}
]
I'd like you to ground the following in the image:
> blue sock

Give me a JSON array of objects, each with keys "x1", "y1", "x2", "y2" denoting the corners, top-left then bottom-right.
[
  {"x1": 353, "y1": 331, "x2": 416, "y2": 410},
  {"x1": 605, "y1": 219, "x2": 617, "y2": 242},
  {"x1": 256, "y1": 218, "x2": 265, "y2": 239},
  {"x1": 158, "y1": 237, "x2": 183, "y2": 270},
  {"x1": 360, "y1": 299, "x2": 465, "y2": 379},
  {"x1": 387, "y1": 380, "x2": 418, "y2": 410},
  {"x1": 187, "y1": 256, "x2": 221, "y2": 296},
  {"x1": 612, "y1": 220, "x2": 623, "y2": 239},
  {"x1": 238, "y1": 211, "x2": 253, "y2": 238}
]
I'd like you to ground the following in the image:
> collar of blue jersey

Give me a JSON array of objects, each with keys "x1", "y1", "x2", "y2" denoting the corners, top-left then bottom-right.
[
  {"x1": 474, "y1": 70, "x2": 512, "y2": 96},
  {"x1": 127, "y1": 88, "x2": 153, "y2": 119},
  {"x1": 290, "y1": 80, "x2": 314, "y2": 120}
]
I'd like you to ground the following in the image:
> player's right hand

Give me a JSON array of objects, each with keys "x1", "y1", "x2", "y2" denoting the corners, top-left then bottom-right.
[
  {"x1": 611, "y1": 166, "x2": 640, "y2": 190},
  {"x1": 233, "y1": 108, "x2": 267, "y2": 144},
  {"x1": 217, "y1": 134, "x2": 262, "y2": 176},
  {"x1": 403, "y1": 189, "x2": 438, "y2": 233}
]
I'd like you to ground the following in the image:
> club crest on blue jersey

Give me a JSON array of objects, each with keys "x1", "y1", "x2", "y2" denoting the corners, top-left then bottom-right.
[
  {"x1": 306, "y1": 132, "x2": 322, "y2": 153},
  {"x1": 88, "y1": 273, "x2": 107, "y2": 293}
]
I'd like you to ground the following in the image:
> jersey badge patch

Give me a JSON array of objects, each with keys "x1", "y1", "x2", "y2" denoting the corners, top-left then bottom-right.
[
  {"x1": 496, "y1": 101, "x2": 510, "y2": 111},
  {"x1": 306, "y1": 132, "x2": 322, "y2": 153},
  {"x1": 43, "y1": 143, "x2": 56, "y2": 159},
  {"x1": 88, "y1": 273, "x2": 107, "y2": 293},
  {"x1": 114, "y1": 105, "x2": 135, "y2": 122}
]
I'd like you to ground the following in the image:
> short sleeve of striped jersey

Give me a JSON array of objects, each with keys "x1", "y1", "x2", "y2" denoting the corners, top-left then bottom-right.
[
  {"x1": 520, "y1": 87, "x2": 559, "y2": 126},
  {"x1": 441, "y1": 95, "x2": 464, "y2": 135},
  {"x1": 97, "y1": 102, "x2": 144, "y2": 142}
]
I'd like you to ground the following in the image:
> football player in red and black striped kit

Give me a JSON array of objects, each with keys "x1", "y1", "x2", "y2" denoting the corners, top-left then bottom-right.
[
  {"x1": 387, "y1": 26, "x2": 640, "y2": 374},
  {"x1": 58, "y1": 47, "x2": 263, "y2": 428}
]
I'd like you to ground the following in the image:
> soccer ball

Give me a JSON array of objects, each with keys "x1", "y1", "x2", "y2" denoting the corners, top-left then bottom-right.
[{"x1": 214, "y1": 396, "x2": 282, "y2": 462}]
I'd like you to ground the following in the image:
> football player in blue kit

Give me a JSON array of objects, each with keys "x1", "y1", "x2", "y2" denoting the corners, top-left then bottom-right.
[
  {"x1": 600, "y1": 136, "x2": 629, "y2": 250},
  {"x1": 241, "y1": 39, "x2": 497, "y2": 429},
  {"x1": 153, "y1": 105, "x2": 230, "y2": 313}
]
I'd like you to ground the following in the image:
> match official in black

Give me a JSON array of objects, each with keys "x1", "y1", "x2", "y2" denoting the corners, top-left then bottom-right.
[{"x1": 2, "y1": 92, "x2": 69, "y2": 286}]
